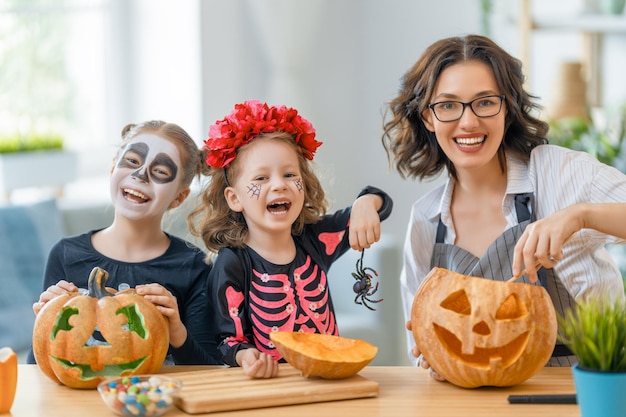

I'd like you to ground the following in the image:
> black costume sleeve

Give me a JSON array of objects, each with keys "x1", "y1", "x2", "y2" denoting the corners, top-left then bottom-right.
[
  {"x1": 169, "y1": 262, "x2": 220, "y2": 365},
  {"x1": 207, "y1": 248, "x2": 257, "y2": 366},
  {"x1": 357, "y1": 185, "x2": 393, "y2": 221}
]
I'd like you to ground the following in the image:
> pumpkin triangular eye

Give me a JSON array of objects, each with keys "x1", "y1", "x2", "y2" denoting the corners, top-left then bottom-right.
[
  {"x1": 495, "y1": 293, "x2": 528, "y2": 319},
  {"x1": 440, "y1": 290, "x2": 471, "y2": 315}
]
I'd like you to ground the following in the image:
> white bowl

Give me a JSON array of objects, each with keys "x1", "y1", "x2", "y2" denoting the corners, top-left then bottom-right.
[{"x1": 97, "y1": 375, "x2": 182, "y2": 417}]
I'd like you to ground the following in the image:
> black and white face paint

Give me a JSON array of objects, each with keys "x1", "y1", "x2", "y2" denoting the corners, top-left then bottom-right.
[{"x1": 117, "y1": 141, "x2": 178, "y2": 184}]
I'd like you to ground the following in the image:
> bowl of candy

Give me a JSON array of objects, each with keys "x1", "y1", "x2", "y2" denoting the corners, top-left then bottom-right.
[{"x1": 97, "y1": 375, "x2": 182, "y2": 417}]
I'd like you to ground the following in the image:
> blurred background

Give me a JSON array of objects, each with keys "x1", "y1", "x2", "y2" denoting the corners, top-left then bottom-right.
[{"x1": 2, "y1": 0, "x2": 626, "y2": 364}]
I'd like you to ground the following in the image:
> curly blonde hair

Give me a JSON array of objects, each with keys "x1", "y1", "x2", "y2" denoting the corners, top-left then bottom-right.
[{"x1": 188, "y1": 132, "x2": 328, "y2": 253}]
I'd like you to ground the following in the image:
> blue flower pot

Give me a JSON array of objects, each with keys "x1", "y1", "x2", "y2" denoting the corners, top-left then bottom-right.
[{"x1": 572, "y1": 363, "x2": 626, "y2": 417}]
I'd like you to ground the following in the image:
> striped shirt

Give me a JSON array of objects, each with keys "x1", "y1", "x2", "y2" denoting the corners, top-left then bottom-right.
[{"x1": 401, "y1": 144, "x2": 626, "y2": 365}]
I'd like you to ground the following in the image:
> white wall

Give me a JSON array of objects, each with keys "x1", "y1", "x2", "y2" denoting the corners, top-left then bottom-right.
[{"x1": 199, "y1": 0, "x2": 482, "y2": 248}]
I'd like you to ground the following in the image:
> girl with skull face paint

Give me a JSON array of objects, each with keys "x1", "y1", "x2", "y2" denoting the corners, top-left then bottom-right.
[
  {"x1": 382, "y1": 35, "x2": 626, "y2": 379},
  {"x1": 28, "y1": 120, "x2": 220, "y2": 366},
  {"x1": 188, "y1": 100, "x2": 393, "y2": 378}
]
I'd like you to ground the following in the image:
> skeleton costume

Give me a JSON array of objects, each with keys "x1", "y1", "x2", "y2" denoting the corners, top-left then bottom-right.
[{"x1": 209, "y1": 186, "x2": 392, "y2": 366}]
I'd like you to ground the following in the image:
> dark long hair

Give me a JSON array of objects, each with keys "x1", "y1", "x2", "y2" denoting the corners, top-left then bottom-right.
[{"x1": 381, "y1": 34, "x2": 548, "y2": 180}]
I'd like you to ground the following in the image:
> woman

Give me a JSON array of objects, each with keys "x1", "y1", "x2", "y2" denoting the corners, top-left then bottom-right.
[{"x1": 381, "y1": 34, "x2": 626, "y2": 376}]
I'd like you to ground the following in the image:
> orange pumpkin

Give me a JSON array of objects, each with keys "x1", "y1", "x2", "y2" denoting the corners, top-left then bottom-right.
[
  {"x1": 411, "y1": 267, "x2": 557, "y2": 388},
  {"x1": 0, "y1": 347, "x2": 18, "y2": 414},
  {"x1": 32, "y1": 267, "x2": 169, "y2": 389},
  {"x1": 270, "y1": 332, "x2": 377, "y2": 379}
]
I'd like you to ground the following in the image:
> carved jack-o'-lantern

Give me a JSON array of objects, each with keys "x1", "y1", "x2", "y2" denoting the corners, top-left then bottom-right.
[
  {"x1": 33, "y1": 267, "x2": 169, "y2": 389},
  {"x1": 411, "y1": 267, "x2": 557, "y2": 388}
]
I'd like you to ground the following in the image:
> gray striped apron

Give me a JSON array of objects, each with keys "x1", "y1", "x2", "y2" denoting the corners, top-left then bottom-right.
[{"x1": 431, "y1": 193, "x2": 577, "y2": 366}]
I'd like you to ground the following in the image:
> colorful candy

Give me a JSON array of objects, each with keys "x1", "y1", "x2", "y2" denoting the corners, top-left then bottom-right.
[{"x1": 98, "y1": 375, "x2": 181, "y2": 417}]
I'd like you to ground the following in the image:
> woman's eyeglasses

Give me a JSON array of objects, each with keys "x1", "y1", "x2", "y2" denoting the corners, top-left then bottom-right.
[{"x1": 427, "y1": 94, "x2": 505, "y2": 122}]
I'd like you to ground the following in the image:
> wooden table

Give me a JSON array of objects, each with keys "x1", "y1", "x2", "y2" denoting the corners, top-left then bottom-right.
[{"x1": 10, "y1": 365, "x2": 579, "y2": 416}]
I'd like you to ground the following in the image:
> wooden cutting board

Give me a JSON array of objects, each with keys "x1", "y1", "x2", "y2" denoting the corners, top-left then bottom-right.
[{"x1": 169, "y1": 363, "x2": 379, "y2": 414}]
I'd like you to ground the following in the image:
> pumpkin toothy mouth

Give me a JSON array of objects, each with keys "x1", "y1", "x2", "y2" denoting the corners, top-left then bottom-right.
[
  {"x1": 49, "y1": 356, "x2": 148, "y2": 380},
  {"x1": 433, "y1": 324, "x2": 530, "y2": 369}
]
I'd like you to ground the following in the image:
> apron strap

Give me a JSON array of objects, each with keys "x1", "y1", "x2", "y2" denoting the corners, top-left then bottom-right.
[
  {"x1": 514, "y1": 193, "x2": 532, "y2": 223},
  {"x1": 435, "y1": 193, "x2": 548, "y2": 287},
  {"x1": 513, "y1": 193, "x2": 548, "y2": 288}
]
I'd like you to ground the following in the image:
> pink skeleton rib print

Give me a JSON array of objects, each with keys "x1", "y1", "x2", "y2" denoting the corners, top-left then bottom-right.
[{"x1": 224, "y1": 253, "x2": 338, "y2": 361}]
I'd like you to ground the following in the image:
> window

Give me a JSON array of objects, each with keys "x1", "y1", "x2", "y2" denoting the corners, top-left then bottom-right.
[{"x1": 0, "y1": 0, "x2": 109, "y2": 152}]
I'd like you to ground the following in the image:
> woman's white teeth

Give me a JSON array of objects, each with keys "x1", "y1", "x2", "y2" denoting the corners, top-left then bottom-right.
[{"x1": 456, "y1": 136, "x2": 484, "y2": 145}]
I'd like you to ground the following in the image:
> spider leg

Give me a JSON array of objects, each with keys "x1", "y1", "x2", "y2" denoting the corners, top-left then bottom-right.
[
  {"x1": 354, "y1": 294, "x2": 363, "y2": 305},
  {"x1": 365, "y1": 295, "x2": 383, "y2": 304},
  {"x1": 362, "y1": 267, "x2": 379, "y2": 277},
  {"x1": 361, "y1": 298, "x2": 376, "y2": 311}
]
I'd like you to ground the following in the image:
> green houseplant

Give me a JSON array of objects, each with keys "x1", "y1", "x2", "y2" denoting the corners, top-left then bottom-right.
[
  {"x1": 547, "y1": 104, "x2": 626, "y2": 172},
  {"x1": 548, "y1": 106, "x2": 626, "y2": 280},
  {"x1": 557, "y1": 299, "x2": 626, "y2": 417},
  {"x1": 0, "y1": 133, "x2": 64, "y2": 154},
  {"x1": 0, "y1": 133, "x2": 76, "y2": 201}
]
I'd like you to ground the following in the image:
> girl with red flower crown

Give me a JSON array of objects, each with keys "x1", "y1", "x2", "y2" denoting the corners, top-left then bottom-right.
[{"x1": 189, "y1": 100, "x2": 393, "y2": 378}]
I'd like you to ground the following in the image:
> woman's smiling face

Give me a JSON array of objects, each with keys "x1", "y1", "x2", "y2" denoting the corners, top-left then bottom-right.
[{"x1": 422, "y1": 60, "x2": 506, "y2": 176}]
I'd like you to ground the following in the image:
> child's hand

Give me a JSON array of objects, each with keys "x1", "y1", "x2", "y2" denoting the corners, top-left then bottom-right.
[
  {"x1": 237, "y1": 348, "x2": 279, "y2": 379},
  {"x1": 33, "y1": 280, "x2": 78, "y2": 316},
  {"x1": 349, "y1": 194, "x2": 383, "y2": 250},
  {"x1": 136, "y1": 283, "x2": 186, "y2": 348}
]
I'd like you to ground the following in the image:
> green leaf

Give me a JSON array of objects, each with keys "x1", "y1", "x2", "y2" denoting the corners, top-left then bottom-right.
[{"x1": 557, "y1": 299, "x2": 626, "y2": 372}]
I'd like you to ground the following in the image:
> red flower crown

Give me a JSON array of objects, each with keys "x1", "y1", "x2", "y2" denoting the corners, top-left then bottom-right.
[{"x1": 203, "y1": 100, "x2": 323, "y2": 168}]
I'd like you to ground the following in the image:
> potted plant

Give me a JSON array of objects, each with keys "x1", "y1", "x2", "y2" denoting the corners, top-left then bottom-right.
[
  {"x1": 557, "y1": 298, "x2": 626, "y2": 417},
  {"x1": 0, "y1": 133, "x2": 77, "y2": 201}
]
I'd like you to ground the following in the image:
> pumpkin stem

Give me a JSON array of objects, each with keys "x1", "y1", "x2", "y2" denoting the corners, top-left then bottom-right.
[{"x1": 88, "y1": 267, "x2": 116, "y2": 298}]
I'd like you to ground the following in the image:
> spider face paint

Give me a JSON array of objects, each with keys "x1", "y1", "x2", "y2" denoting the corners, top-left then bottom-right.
[
  {"x1": 117, "y1": 141, "x2": 178, "y2": 184},
  {"x1": 247, "y1": 183, "x2": 261, "y2": 199},
  {"x1": 295, "y1": 178, "x2": 303, "y2": 192}
]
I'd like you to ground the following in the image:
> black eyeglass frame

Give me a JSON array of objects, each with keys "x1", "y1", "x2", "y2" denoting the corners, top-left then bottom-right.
[{"x1": 427, "y1": 94, "x2": 506, "y2": 122}]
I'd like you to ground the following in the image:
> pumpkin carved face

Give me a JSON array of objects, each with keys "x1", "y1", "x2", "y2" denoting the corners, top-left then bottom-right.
[
  {"x1": 411, "y1": 267, "x2": 557, "y2": 388},
  {"x1": 33, "y1": 267, "x2": 169, "y2": 389}
]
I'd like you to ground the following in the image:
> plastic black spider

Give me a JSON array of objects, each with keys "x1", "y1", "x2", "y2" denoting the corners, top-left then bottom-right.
[{"x1": 352, "y1": 249, "x2": 383, "y2": 311}]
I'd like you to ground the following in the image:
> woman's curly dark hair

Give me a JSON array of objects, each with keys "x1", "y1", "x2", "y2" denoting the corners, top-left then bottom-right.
[{"x1": 381, "y1": 34, "x2": 549, "y2": 181}]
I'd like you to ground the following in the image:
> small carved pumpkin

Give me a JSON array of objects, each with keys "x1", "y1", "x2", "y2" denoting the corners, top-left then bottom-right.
[
  {"x1": 0, "y1": 347, "x2": 18, "y2": 414},
  {"x1": 32, "y1": 267, "x2": 169, "y2": 389},
  {"x1": 411, "y1": 267, "x2": 557, "y2": 388},
  {"x1": 270, "y1": 332, "x2": 377, "y2": 379}
]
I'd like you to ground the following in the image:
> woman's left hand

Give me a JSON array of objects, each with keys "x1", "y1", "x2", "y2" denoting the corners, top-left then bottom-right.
[{"x1": 136, "y1": 283, "x2": 186, "y2": 348}]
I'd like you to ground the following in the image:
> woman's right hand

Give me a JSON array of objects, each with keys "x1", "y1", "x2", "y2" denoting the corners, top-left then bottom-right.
[
  {"x1": 405, "y1": 320, "x2": 446, "y2": 382},
  {"x1": 32, "y1": 280, "x2": 78, "y2": 316}
]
